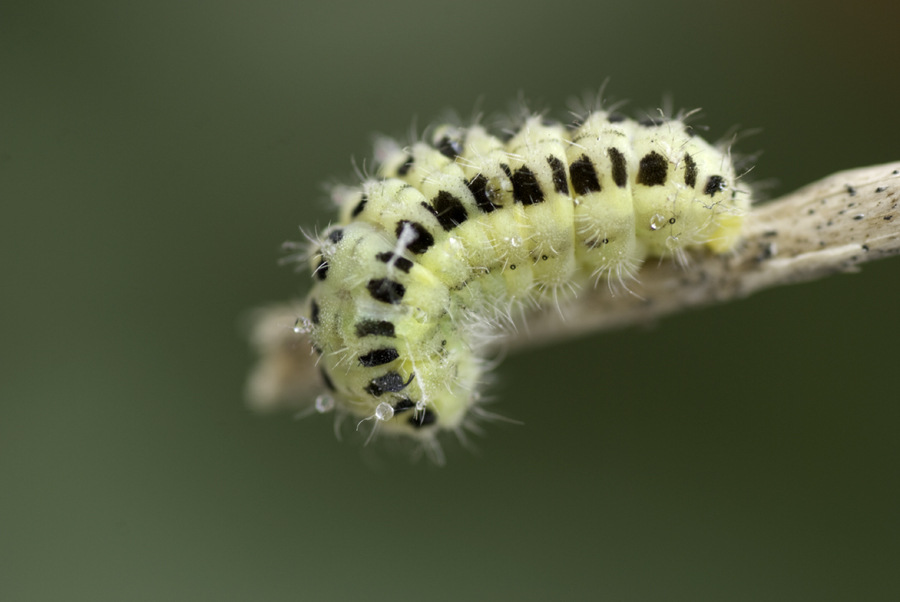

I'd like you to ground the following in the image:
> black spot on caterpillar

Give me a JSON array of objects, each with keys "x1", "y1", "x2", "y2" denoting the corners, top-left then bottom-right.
[
  {"x1": 366, "y1": 278, "x2": 405, "y2": 304},
  {"x1": 375, "y1": 252, "x2": 413, "y2": 273},
  {"x1": 570, "y1": 155, "x2": 602, "y2": 195},
  {"x1": 394, "y1": 220, "x2": 434, "y2": 254},
  {"x1": 358, "y1": 347, "x2": 400, "y2": 368},
  {"x1": 364, "y1": 371, "x2": 415, "y2": 397},
  {"x1": 637, "y1": 151, "x2": 668, "y2": 186},
  {"x1": 355, "y1": 319, "x2": 396, "y2": 338}
]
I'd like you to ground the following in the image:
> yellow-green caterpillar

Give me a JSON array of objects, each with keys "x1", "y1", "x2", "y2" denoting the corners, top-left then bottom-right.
[{"x1": 283, "y1": 103, "x2": 749, "y2": 458}]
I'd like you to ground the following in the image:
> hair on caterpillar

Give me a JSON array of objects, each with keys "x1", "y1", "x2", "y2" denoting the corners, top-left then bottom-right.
[{"x1": 247, "y1": 89, "x2": 756, "y2": 463}]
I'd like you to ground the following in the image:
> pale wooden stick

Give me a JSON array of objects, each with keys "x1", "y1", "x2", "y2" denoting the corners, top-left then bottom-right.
[{"x1": 246, "y1": 162, "x2": 900, "y2": 410}]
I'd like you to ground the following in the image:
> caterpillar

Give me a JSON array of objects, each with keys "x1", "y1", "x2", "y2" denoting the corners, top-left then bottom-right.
[{"x1": 263, "y1": 99, "x2": 751, "y2": 460}]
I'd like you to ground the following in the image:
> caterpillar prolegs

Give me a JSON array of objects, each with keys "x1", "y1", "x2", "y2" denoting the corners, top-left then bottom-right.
[{"x1": 264, "y1": 102, "x2": 750, "y2": 456}]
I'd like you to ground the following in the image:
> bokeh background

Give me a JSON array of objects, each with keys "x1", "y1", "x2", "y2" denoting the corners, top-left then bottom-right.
[{"x1": 3, "y1": 1, "x2": 899, "y2": 600}]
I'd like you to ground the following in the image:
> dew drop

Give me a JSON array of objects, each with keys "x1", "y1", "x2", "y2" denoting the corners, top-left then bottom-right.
[
  {"x1": 314, "y1": 394, "x2": 334, "y2": 413},
  {"x1": 509, "y1": 236, "x2": 522, "y2": 248},
  {"x1": 649, "y1": 214, "x2": 666, "y2": 231},
  {"x1": 375, "y1": 402, "x2": 394, "y2": 421},
  {"x1": 665, "y1": 236, "x2": 680, "y2": 250},
  {"x1": 294, "y1": 317, "x2": 312, "y2": 333}
]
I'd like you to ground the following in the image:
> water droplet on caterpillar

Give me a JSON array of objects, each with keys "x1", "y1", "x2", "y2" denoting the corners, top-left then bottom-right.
[
  {"x1": 375, "y1": 402, "x2": 394, "y2": 421},
  {"x1": 294, "y1": 317, "x2": 312, "y2": 333},
  {"x1": 314, "y1": 394, "x2": 334, "y2": 413},
  {"x1": 649, "y1": 214, "x2": 666, "y2": 231}
]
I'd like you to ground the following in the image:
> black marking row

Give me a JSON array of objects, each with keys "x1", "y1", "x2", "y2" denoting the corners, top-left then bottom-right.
[
  {"x1": 372, "y1": 120, "x2": 725, "y2": 208},
  {"x1": 319, "y1": 153, "x2": 728, "y2": 288},
  {"x1": 396, "y1": 130, "x2": 726, "y2": 196},
  {"x1": 316, "y1": 318, "x2": 437, "y2": 425}
]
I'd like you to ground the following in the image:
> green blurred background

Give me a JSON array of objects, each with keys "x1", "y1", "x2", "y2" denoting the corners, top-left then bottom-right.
[{"x1": 3, "y1": 0, "x2": 899, "y2": 600}]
